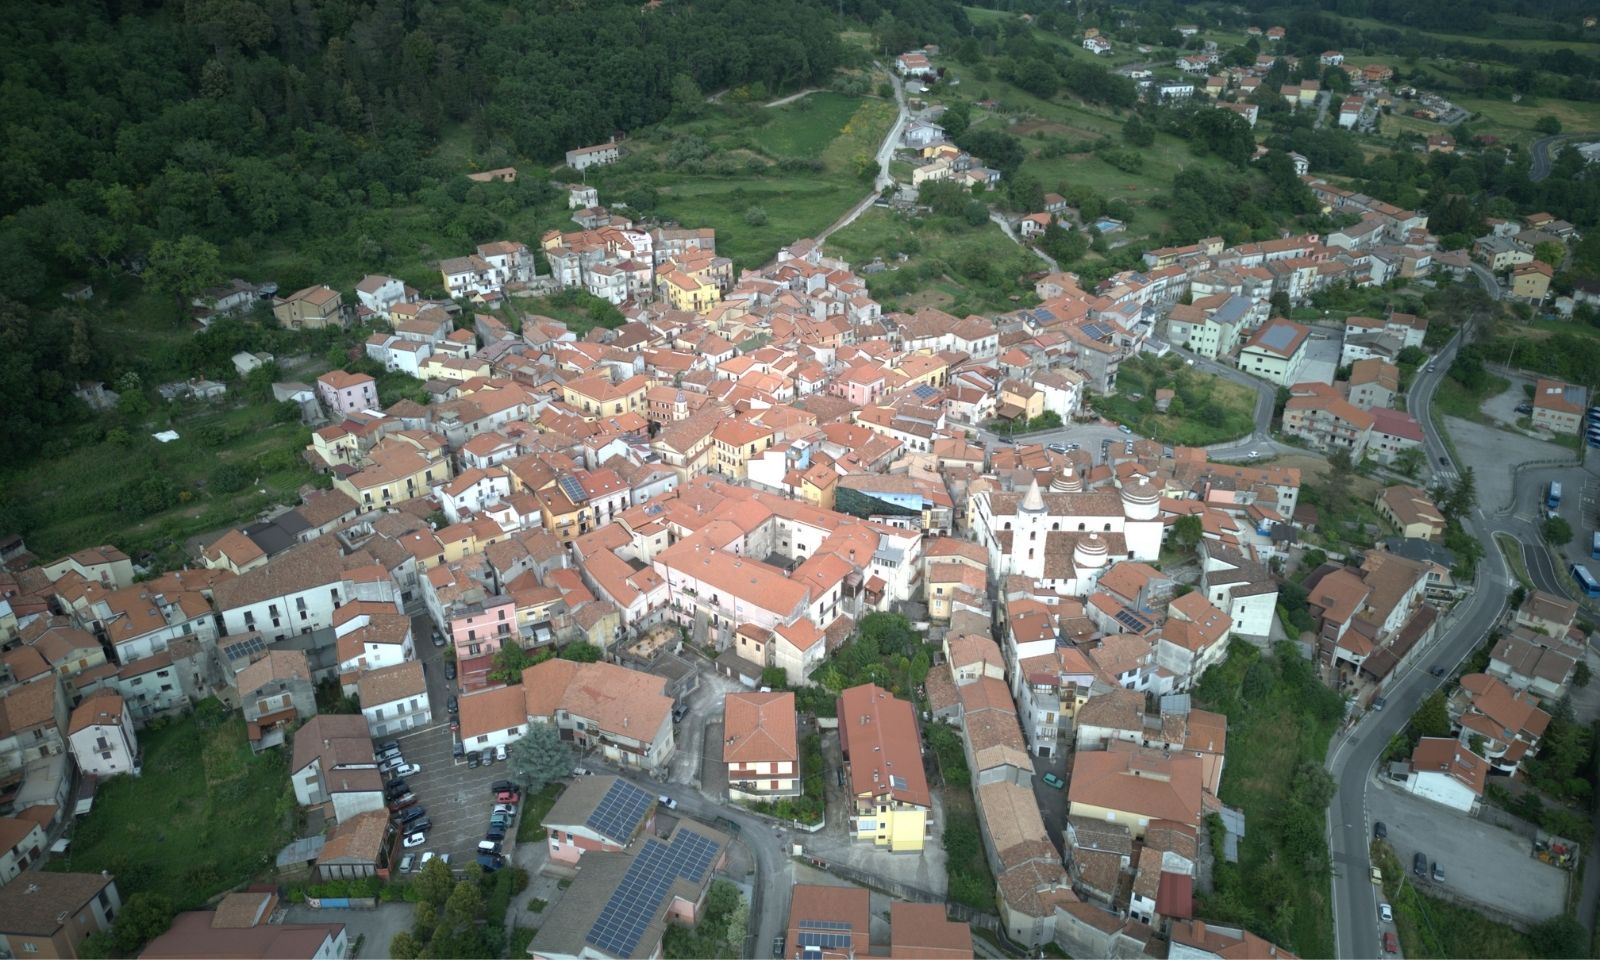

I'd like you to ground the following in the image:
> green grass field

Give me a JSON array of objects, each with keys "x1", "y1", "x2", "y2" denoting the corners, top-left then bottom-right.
[
  {"x1": 1196, "y1": 643, "x2": 1341, "y2": 958},
  {"x1": 3, "y1": 396, "x2": 318, "y2": 561},
  {"x1": 1432, "y1": 372, "x2": 1510, "y2": 422},
  {"x1": 825, "y1": 207, "x2": 1042, "y2": 313},
  {"x1": 48, "y1": 701, "x2": 293, "y2": 909},
  {"x1": 1090, "y1": 355, "x2": 1257, "y2": 445}
]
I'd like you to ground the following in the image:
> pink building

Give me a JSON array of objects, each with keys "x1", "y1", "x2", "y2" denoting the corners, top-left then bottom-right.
[
  {"x1": 316, "y1": 370, "x2": 378, "y2": 417},
  {"x1": 449, "y1": 594, "x2": 516, "y2": 660},
  {"x1": 541, "y1": 775, "x2": 658, "y2": 866},
  {"x1": 830, "y1": 363, "x2": 888, "y2": 406}
]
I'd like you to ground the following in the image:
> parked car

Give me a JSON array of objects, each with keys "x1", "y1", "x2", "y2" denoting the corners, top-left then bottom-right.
[
  {"x1": 387, "y1": 793, "x2": 417, "y2": 812},
  {"x1": 452, "y1": 741, "x2": 465, "y2": 759},
  {"x1": 447, "y1": 696, "x2": 459, "y2": 716},
  {"x1": 377, "y1": 741, "x2": 401, "y2": 756},
  {"x1": 572, "y1": 767, "x2": 592, "y2": 777},
  {"x1": 432, "y1": 631, "x2": 446, "y2": 648},
  {"x1": 476, "y1": 853, "x2": 504, "y2": 872},
  {"x1": 380, "y1": 755, "x2": 405, "y2": 774},
  {"x1": 495, "y1": 789, "x2": 520, "y2": 804},
  {"x1": 1042, "y1": 773, "x2": 1065, "y2": 789},
  {"x1": 489, "y1": 815, "x2": 512, "y2": 831},
  {"x1": 445, "y1": 663, "x2": 457, "y2": 681},
  {"x1": 494, "y1": 803, "x2": 518, "y2": 815},
  {"x1": 467, "y1": 751, "x2": 481, "y2": 768},
  {"x1": 478, "y1": 840, "x2": 502, "y2": 854},
  {"x1": 395, "y1": 763, "x2": 420, "y2": 778},
  {"x1": 658, "y1": 795, "x2": 678, "y2": 810},
  {"x1": 1379, "y1": 902, "x2": 1393, "y2": 923},
  {"x1": 385, "y1": 779, "x2": 410, "y2": 799},
  {"x1": 1047, "y1": 442, "x2": 1067, "y2": 454},
  {"x1": 480, "y1": 750, "x2": 494, "y2": 767},
  {"x1": 398, "y1": 806, "x2": 428, "y2": 825},
  {"x1": 494, "y1": 744, "x2": 508, "y2": 762},
  {"x1": 485, "y1": 825, "x2": 506, "y2": 842},
  {"x1": 1383, "y1": 931, "x2": 1398, "y2": 954},
  {"x1": 1371, "y1": 697, "x2": 1386, "y2": 711},
  {"x1": 400, "y1": 853, "x2": 417, "y2": 873},
  {"x1": 1118, "y1": 424, "x2": 1132, "y2": 434},
  {"x1": 1431, "y1": 861, "x2": 1444, "y2": 882},
  {"x1": 1428, "y1": 665, "x2": 1446, "y2": 678},
  {"x1": 404, "y1": 832, "x2": 428, "y2": 849},
  {"x1": 671, "y1": 706, "x2": 688, "y2": 723},
  {"x1": 1373, "y1": 821, "x2": 1386, "y2": 839},
  {"x1": 836, "y1": 767, "x2": 845, "y2": 787},
  {"x1": 420, "y1": 852, "x2": 449, "y2": 866},
  {"x1": 491, "y1": 780, "x2": 517, "y2": 793},
  {"x1": 1413, "y1": 852, "x2": 1427, "y2": 877},
  {"x1": 1370, "y1": 865, "x2": 1382, "y2": 884},
  {"x1": 408, "y1": 818, "x2": 432, "y2": 834}
]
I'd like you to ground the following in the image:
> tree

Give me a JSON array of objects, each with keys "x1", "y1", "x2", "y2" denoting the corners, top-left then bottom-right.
[
  {"x1": 111, "y1": 893, "x2": 176, "y2": 955},
  {"x1": 1393, "y1": 447, "x2": 1425, "y2": 478},
  {"x1": 1534, "y1": 241, "x2": 1565, "y2": 269},
  {"x1": 1122, "y1": 114, "x2": 1155, "y2": 147},
  {"x1": 144, "y1": 235, "x2": 221, "y2": 324},
  {"x1": 1528, "y1": 915, "x2": 1587, "y2": 958},
  {"x1": 1542, "y1": 515, "x2": 1572, "y2": 546},
  {"x1": 389, "y1": 931, "x2": 424, "y2": 960},
  {"x1": 488, "y1": 643, "x2": 538, "y2": 685},
  {"x1": 414, "y1": 855, "x2": 455, "y2": 907},
  {"x1": 1171, "y1": 514, "x2": 1204, "y2": 553},
  {"x1": 1411, "y1": 690, "x2": 1451, "y2": 738},
  {"x1": 1574, "y1": 661, "x2": 1591, "y2": 687},
  {"x1": 743, "y1": 205, "x2": 768, "y2": 226},
  {"x1": 1534, "y1": 115, "x2": 1563, "y2": 135},
  {"x1": 760, "y1": 666, "x2": 789, "y2": 689},
  {"x1": 670, "y1": 74, "x2": 704, "y2": 120},
  {"x1": 559, "y1": 641, "x2": 602, "y2": 662},
  {"x1": 507, "y1": 723, "x2": 574, "y2": 791}
]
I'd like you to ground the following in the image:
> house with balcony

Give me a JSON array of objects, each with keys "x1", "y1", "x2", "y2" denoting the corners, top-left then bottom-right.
[
  {"x1": 66, "y1": 691, "x2": 138, "y2": 778},
  {"x1": 1402, "y1": 737, "x2": 1488, "y2": 813},
  {"x1": 357, "y1": 661, "x2": 430, "y2": 739},
  {"x1": 523, "y1": 658, "x2": 676, "y2": 771},
  {"x1": 838, "y1": 683, "x2": 930, "y2": 852},
  {"x1": 0, "y1": 872, "x2": 120, "y2": 959},
  {"x1": 236, "y1": 650, "x2": 316, "y2": 752},
  {"x1": 1449, "y1": 673, "x2": 1550, "y2": 778},
  {"x1": 723, "y1": 691, "x2": 799, "y2": 800}
]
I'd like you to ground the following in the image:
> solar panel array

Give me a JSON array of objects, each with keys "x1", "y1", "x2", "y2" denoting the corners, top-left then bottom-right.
[
  {"x1": 1082, "y1": 322, "x2": 1113, "y2": 341},
  {"x1": 1114, "y1": 606, "x2": 1153, "y2": 633},
  {"x1": 223, "y1": 634, "x2": 268, "y2": 662},
  {"x1": 585, "y1": 779, "x2": 654, "y2": 842},
  {"x1": 797, "y1": 919, "x2": 853, "y2": 950},
  {"x1": 559, "y1": 474, "x2": 589, "y2": 504},
  {"x1": 889, "y1": 775, "x2": 907, "y2": 790},
  {"x1": 586, "y1": 831, "x2": 720, "y2": 956}
]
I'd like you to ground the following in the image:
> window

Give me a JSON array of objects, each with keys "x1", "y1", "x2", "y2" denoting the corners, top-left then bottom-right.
[
  {"x1": 476, "y1": 735, "x2": 488, "y2": 744},
  {"x1": 23, "y1": 943, "x2": 36, "y2": 953}
]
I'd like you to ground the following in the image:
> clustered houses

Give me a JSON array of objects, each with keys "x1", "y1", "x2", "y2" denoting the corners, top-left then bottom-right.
[{"x1": 1304, "y1": 549, "x2": 1448, "y2": 705}]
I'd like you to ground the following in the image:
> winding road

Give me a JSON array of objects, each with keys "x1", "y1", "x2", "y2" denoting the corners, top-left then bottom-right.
[
  {"x1": 1529, "y1": 132, "x2": 1598, "y2": 182},
  {"x1": 813, "y1": 68, "x2": 909, "y2": 245}
]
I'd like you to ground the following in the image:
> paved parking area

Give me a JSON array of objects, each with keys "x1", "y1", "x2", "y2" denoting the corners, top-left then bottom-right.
[
  {"x1": 284, "y1": 903, "x2": 414, "y2": 957},
  {"x1": 389, "y1": 723, "x2": 517, "y2": 871},
  {"x1": 1369, "y1": 779, "x2": 1565, "y2": 923}
]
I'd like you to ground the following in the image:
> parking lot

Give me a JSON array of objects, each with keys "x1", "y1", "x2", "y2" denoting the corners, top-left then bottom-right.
[
  {"x1": 1369, "y1": 780, "x2": 1566, "y2": 923},
  {"x1": 387, "y1": 723, "x2": 518, "y2": 872}
]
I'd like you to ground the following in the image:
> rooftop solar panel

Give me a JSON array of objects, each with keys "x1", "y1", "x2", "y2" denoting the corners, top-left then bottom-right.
[
  {"x1": 799, "y1": 932, "x2": 853, "y2": 948},
  {"x1": 799, "y1": 920, "x2": 852, "y2": 931},
  {"x1": 559, "y1": 474, "x2": 589, "y2": 504},
  {"x1": 586, "y1": 830, "x2": 720, "y2": 956},
  {"x1": 1257, "y1": 323, "x2": 1299, "y2": 352},
  {"x1": 585, "y1": 779, "x2": 654, "y2": 843}
]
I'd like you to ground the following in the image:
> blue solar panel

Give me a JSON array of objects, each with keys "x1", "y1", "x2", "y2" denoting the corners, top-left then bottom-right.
[
  {"x1": 586, "y1": 830, "x2": 720, "y2": 956},
  {"x1": 559, "y1": 474, "x2": 588, "y2": 504},
  {"x1": 799, "y1": 932, "x2": 853, "y2": 948},
  {"x1": 1113, "y1": 606, "x2": 1153, "y2": 633},
  {"x1": 1082, "y1": 322, "x2": 1112, "y2": 341},
  {"x1": 799, "y1": 920, "x2": 852, "y2": 931},
  {"x1": 1256, "y1": 322, "x2": 1299, "y2": 353},
  {"x1": 585, "y1": 779, "x2": 654, "y2": 843}
]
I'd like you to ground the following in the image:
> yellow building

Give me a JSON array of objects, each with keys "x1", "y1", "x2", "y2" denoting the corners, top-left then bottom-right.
[
  {"x1": 839, "y1": 684, "x2": 930, "y2": 852},
  {"x1": 658, "y1": 268, "x2": 721, "y2": 313},
  {"x1": 1510, "y1": 260, "x2": 1554, "y2": 301},
  {"x1": 798, "y1": 463, "x2": 838, "y2": 512},
  {"x1": 562, "y1": 373, "x2": 649, "y2": 419},
  {"x1": 895, "y1": 352, "x2": 950, "y2": 390},
  {"x1": 711, "y1": 420, "x2": 775, "y2": 480},
  {"x1": 996, "y1": 379, "x2": 1045, "y2": 423},
  {"x1": 333, "y1": 437, "x2": 453, "y2": 512}
]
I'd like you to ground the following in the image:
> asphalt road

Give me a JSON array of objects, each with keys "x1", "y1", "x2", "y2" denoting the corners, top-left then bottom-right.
[
  {"x1": 1326, "y1": 330, "x2": 1525, "y2": 958},
  {"x1": 1468, "y1": 262, "x2": 1502, "y2": 301},
  {"x1": 1169, "y1": 346, "x2": 1288, "y2": 459}
]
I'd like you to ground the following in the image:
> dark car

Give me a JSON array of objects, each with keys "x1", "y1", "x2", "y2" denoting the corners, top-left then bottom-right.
[
  {"x1": 491, "y1": 780, "x2": 517, "y2": 794},
  {"x1": 407, "y1": 818, "x2": 432, "y2": 834},
  {"x1": 447, "y1": 696, "x2": 459, "y2": 716},
  {"x1": 445, "y1": 662, "x2": 457, "y2": 681},
  {"x1": 1373, "y1": 821, "x2": 1387, "y2": 839},
  {"x1": 1413, "y1": 852, "x2": 1427, "y2": 877},
  {"x1": 485, "y1": 824, "x2": 506, "y2": 841},
  {"x1": 1438, "y1": 455, "x2": 1448, "y2": 465},
  {"x1": 476, "y1": 853, "x2": 504, "y2": 872},
  {"x1": 1429, "y1": 665, "x2": 1447, "y2": 678},
  {"x1": 398, "y1": 806, "x2": 428, "y2": 824},
  {"x1": 467, "y1": 751, "x2": 481, "y2": 768},
  {"x1": 387, "y1": 793, "x2": 417, "y2": 812},
  {"x1": 385, "y1": 779, "x2": 410, "y2": 798},
  {"x1": 452, "y1": 741, "x2": 465, "y2": 759}
]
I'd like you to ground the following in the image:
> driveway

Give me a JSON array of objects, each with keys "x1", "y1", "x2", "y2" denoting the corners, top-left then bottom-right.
[
  {"x1": 1369, "y1": 780, "x2": 1566, "y2": 924},
  {"x1": 284, "y1": 903, "x2": 414, "y2": 957},
  {"x1": 390, "y1": 723, "x2": 514, "y2": 870}
]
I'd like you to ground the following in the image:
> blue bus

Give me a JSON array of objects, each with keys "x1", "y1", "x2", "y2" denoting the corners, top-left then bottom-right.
[
  {"x1": 1571, "y1": 564, "x2": 1600, "y2": 598},
  {"x1": 1548, "y1": 481, "x2": 1563, "y2": 511},
  {"x1": 1592, "y1": 532, "x2": 1600, "y2": 560}
]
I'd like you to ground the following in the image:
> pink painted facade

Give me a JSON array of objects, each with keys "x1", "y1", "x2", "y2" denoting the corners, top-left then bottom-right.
[
  {"x1": 449, "y1": 595, "x2": 516, "y2": 659},
  {"x1": 546, "y1": 828, "x2": 626, "y2": 866},
  {"x1": 316, "y1": 371, "x2": 378, "y2": 416}
]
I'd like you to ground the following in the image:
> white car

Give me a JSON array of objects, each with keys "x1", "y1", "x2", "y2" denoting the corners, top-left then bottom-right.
[
  {"x1": 494, "y1": 803, "x2": 518, "y2": 815},
  {"x1": 403, "y1": 831, "x2": 428, "y2": 848},
  {"x1": 395, "y1": 763, "x2": 420, "y2": 778},
  {"x1": 494, "y1": 744, "x2": 508, "y2": 762},
  {"x1": 658, "y1": 795, "x2": 678, "y2": 810},
  {"x1": 420, "y1": 852, "x2": 449, "y2": 866},
  {"x1": 1378, "y1": 902, "x2": 1393, "y2": 923}
]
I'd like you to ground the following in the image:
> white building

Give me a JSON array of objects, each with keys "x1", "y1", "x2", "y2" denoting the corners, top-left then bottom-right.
[
  {"x1": 969, "y1": 475, "x2": 1165, "y2": 587},
  {"x1": 1198, "y1": 544, "x2": 1278, "y2": 639},
  {"x1": 67, "y1": 692, "x2": 138, "y2": 778},
  {"x1": 354, "y1": 275, "x2": 411, "y2": 318},
  {"x1": 1403, "y1": 737, "x2": 1486, "y2": 813},
  {"x1": 565, "y1": 142, "x2": 621, "y2": 171},
  {"x1": 357, "y1": 661, "x2": 432, "y2": 738},
  {"x1": 213, "y1": 541, "x2": 403, "y2": 642},
  {"x1": 1237, "y1": 318, "x2": 1311, "y2": 386}
]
